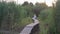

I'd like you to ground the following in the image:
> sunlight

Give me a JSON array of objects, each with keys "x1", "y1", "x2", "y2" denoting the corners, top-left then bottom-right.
[
  {"x1": 45, "y1": 0, "x2": 57, "y2": 6},
  {"x1": 45, "y1": 0, "x2": 53, "y2": 6}
]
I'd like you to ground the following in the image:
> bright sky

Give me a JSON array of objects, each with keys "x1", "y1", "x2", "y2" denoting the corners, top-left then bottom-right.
[{"x1": 12, "y1": 0, "x2": 57, "y2": 6}]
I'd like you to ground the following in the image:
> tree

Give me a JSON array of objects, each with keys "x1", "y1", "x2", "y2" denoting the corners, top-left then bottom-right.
[
  {"x1": 29, "y1": 2, "x2": 33, "y2": 6},
  {"x1": 35, "y1": 2, "x2": 48, "y2": 9},
  {"x1": 33, "y1": 2, "x2": 48, "y2": 17},
  {"x1": 22, "y1": 1, "x2": 29, "y2": 6}
]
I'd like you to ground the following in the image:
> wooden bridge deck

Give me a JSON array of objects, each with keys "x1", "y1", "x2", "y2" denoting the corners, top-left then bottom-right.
[{"x1": 20, "y1": 19, "x2": 40, "y2": 34}]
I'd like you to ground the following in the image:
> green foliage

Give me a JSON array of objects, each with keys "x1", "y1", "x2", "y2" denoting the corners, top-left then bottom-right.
[
  {"x1": 22, "y1": 1, "x2": 29, "y2": 6},
  {"x1": 12, "y1": 17, "x2": 32, "y2": 31},
  {"x1": 0, "y1": 1, "x2": 33, "y2": 32},
  {"x1": 0, "y1": 1, "x2": 48, "y2": 34},
  {"x1": 55, "y1": 0, "x2": 60, "y2": 34},
  {"x1": 0, "y1": 2, "x2": 7, "y2": 28},
  {"x1": 35, "y1": 2, "x2": 48, "y2": 10},
  {"x1": 22, "y1": 5, "x2": 34, "y2": 17},
  {"x1": 39, "y1": 9, "x2": 48, "y2": 20},
  {"x1": 33, "y1": 3, "x2": 48, "y2": 17},
  {"x1": 39, "y1": 8, "x2": 56, "y2": 34}
]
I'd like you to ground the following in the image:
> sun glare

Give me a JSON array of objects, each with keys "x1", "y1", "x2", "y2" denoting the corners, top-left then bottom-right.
[{"x1": 46, "y1": 0, "x2": 54, "y2": 6}]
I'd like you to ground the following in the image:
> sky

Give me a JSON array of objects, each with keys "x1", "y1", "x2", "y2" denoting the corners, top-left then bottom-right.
[
  {"x1": 14, "y1": 0, "x2": 56, "y2": 6},
  {"x1": 4, "y1": 0, "x2": 57, "y2": 6}
]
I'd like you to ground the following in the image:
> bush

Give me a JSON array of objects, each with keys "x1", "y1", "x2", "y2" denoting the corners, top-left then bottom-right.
[{"x1": 39, "y1": 8, "x2": 55, "y2": 34}]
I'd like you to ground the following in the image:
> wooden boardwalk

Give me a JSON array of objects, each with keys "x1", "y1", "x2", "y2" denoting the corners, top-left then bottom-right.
[{"x1": 20, "y1": 19, "x2": 40, "y2": 34}]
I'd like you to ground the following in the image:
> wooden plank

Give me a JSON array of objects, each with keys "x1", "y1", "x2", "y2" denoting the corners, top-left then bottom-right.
[
  {"x1": 20, "y1": 25, "x2": 33, "y2": 34},
  {"x1": 20, "y1": 19, "x2": 39, "y2": 34}
]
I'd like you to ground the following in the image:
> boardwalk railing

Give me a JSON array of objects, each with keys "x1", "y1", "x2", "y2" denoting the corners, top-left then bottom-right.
[{"x1": 20, "y1": 19, "x2": 40, "y2": 34}]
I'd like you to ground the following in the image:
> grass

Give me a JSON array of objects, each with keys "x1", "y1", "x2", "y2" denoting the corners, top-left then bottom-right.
[
  {"x1": 38, "y1": 8, "x2": 55, "y2": 34},
  {"x1": 2, "y1": 17, "x2": 33, "y2": 34},
  {"x1": 0, "y1": 8, "x2": 55, "y2": 34},
  {"x1": 13, "y1": 17, "x2": 32, "y2": 27},
  {"x1": 20, "y1": 17, "x2": 32, "y2": 27}
]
